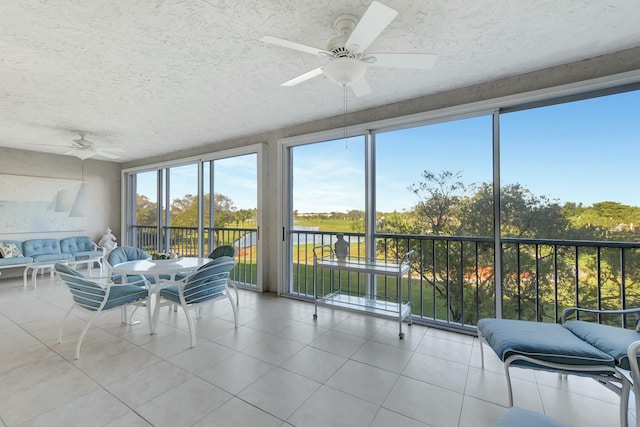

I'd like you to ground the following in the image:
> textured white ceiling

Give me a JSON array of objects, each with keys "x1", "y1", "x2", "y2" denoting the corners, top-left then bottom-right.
[{"x1": 1, "y1": 1, "x2": 639, "y2": 162}]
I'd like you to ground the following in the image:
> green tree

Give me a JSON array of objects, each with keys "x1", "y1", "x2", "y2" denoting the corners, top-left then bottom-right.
[
  {"x1": 136, "y1": 194, "x2": 157, "y2": 225},
  {"x1": 379, "y1": 169, "x2": 574, "y2": 325},
  {"x1": 163, "y1": 192, "x2": 239, "y2": 228}
]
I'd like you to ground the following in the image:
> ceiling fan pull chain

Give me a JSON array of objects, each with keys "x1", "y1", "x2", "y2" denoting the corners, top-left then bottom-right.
[{"x1": 344, "y1": 85, "x2": 348, "y2": 149}]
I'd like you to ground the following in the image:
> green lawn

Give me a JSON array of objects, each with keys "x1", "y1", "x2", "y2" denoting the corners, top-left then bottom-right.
[{"x1": 293, "y1": 218, "x2": 354, "y2": 232}]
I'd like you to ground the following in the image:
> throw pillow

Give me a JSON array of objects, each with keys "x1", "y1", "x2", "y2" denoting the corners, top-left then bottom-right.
[{"x1": 0, "y1": 242, "x2": 22, "y2": 259}]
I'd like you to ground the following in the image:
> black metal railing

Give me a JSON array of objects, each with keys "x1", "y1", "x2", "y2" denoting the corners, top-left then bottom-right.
[
  {"x1": 130, "y1": 225, "x2": 258, "y2": 288},
  {"x1": 288, "y1": 230, "x2": 640, "y2": 332}
]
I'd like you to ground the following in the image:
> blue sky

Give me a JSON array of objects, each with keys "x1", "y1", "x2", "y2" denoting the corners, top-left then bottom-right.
[
  {"x1": 294, "y1": 89, "x2": 640, "y2": 212},
  {"x1": 138, "y1": 89, "x2": 639, "y2": 213},
  {"x1": 137, "y1": 154, "x2": 257, "y2": 210}
]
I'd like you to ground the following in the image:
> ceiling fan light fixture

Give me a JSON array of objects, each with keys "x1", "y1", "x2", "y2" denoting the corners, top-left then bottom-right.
[{"x1": 323, "y1": 58, "x2": 367, "y2": 87}]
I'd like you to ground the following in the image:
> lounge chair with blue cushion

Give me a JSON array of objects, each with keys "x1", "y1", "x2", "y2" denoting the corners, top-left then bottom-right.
[{"x1": 477, "y1": 307, "x2": 640, "y2": 427}]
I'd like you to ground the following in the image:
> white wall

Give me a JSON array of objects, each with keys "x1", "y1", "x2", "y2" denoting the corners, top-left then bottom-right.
[{"x1": 0, "y1": 147, "x2": 121, "y2": 278}]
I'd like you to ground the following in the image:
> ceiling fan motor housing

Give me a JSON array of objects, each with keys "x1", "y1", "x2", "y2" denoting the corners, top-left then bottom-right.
[{"x1": 329, "y1": 15, "x2": 360, "y2": 57}]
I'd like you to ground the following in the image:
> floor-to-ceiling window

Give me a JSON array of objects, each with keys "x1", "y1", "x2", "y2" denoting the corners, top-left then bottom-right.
[
  {"x1": 133, "y1": 170, "x2": 160, "y2": 252},
  {"x1": 125, "y1": 146, "x2": 262, "y2": 290},
  {"x1": 210, "y1": 154, "x2": 259, "y2": 287},
  {"x1": 165, "y1": 163, "x2": 199, "y2": 255},
  {"x1": 500, "y1": 89, "x2": 640, "y2": 323},
  {"x1": 281, "y1": 86, "x2": 640, "y2": 330},
  {"x1": 375, "y1": 115, "x2": 494, "y2": 326}
]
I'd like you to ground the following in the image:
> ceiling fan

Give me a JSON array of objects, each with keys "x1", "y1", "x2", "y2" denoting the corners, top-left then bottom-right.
[
  {"x1": 65, "y1": 134, "x2": 123, "y2": 160},
  {"x1": 261, "y1": 1, "x2": 438, "y2": 97},
  {"x1": 35, "y1": 132, "x2": 124, "y2": 160}
]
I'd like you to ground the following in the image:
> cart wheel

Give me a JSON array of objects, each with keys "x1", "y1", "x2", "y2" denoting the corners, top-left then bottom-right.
[
  {"x1": 313, "y1": 314, "x2": 317, "y2": 320},
  {"x1": 399, "y1": 332, "x2": 405, "y2": 339}
]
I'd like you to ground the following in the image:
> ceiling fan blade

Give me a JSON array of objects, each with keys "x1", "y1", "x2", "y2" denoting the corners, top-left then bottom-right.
[
  {"x1": 368, "y1": 53, "x2": 438, "y2": 69},
  {"x1": 33, "y1": 143, "x2": 67, "y2": 147},
  {"x1": 261, "y1": 36, "x2": 330, "y2": 57},
  {"x1": 64, "y1": 149, "x2": 95, "y2": 160},
  {"x1": 96, "y1": 151, "x2": 120, "y2": 160},
  {"x1": 350, "y1": 77, "x2": 372, "y2": 97},
  {"x1": 281, "y1": 67, "x2": 325, "y2": 87},
  {"x1": 346, "y1": 1, "x2": 398, "y2": 54},
  {"x1": 98, "y1": 147, "x2": 124, "y2": 153}
]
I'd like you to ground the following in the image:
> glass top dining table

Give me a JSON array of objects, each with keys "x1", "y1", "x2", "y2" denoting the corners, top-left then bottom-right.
[{"x1": 110, "y1": 257, "x2": 211, "y2": 281}]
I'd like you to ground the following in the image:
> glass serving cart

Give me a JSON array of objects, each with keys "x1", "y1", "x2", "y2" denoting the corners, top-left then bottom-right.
[{"x1": 312, "y1": 245, "x2": 415, "y2": 338}]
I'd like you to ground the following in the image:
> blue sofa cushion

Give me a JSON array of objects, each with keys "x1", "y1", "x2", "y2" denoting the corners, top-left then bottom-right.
[
  {"x1": 23, "y1": 239, "x2": 61, "y2": 256},
  {"x1": 563, "y1": 320, "x2": 640, "y2": 371},
  {"x1": 60, "y1": 236, "x2": 98, "y2": 257},
  {"x1": 0, "y1": 256, "x2": 33, "y2": 266},
  {"x1": 32, "y1": 253, "x2": 74, "y2": 263},
  {"x1": 60, "y1": 236, "x2": 93, "y2": 253},
  {"x1": 477, "y1": 318, "x2": 615, "y2": 373},
  {"x1": 493, "y1": 407, "x2": 569, "y2": 427}
]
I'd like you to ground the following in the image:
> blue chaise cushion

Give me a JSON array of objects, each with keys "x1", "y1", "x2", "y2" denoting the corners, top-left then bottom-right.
[
  {"x1": 563, "y1": 320, "x2": 640, "y2": 371},
  {"x1": 477, "y1": 318, "x2": 615, "y2": 372}
]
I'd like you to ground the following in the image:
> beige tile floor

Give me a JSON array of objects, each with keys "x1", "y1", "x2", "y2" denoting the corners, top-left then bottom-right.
[{"x1": 0, "y1": 273, "x2": 629, "y2": 426}]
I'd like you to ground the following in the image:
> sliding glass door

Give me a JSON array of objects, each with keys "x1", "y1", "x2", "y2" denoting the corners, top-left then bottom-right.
[{"x1": 286, "y1": 136, "x2": 366, "y2": 297}]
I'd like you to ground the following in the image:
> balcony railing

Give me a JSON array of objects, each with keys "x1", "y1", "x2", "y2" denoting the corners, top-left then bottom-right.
[
  {"x1": 130, "y1": 225, "x2": 258, "y2": 289},
  {"x1": 289, "y1": 230, "x2": 640, "y2": 333}
]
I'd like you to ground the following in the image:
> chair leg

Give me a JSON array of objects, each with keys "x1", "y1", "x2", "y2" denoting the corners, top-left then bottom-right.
[
  {"x1": 75, "y1": 311, "x2": 100, "y2": 359},
  {"x1": 181, "y1": 303, "x2": 196, "y2": 348},
  {"x1": 619, "y1": 375, "x2": 631, "y2": 427},
  {"x1": 504, "y1": 363, "x2": 514, "y2": 407},
  {"x1": 227, "y1": 293, "x2": 238, "y2": 328},
  {"x1": 147, "y1": 301, "x2": 153, "y2": 334},
  {"x1": 477, "y1": 329, "x2": 485, "y2": 369},
  {"x1": 128, "y1": 305, "x2": 141, "y2": 325},
  {"x1": 59, "y1": 305, "x2": 75, "y2": 343},
  {"x1": 152, "y1": 295, "x2": 162, "y2": 335},
  {"x1": 229, "y1": 279, "x2": 239, "y2": 307}
]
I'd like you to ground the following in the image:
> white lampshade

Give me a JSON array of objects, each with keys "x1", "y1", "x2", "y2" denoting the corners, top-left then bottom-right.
[{"x1": 323, "y1": 58, "x2": 367, "y2": 87}]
